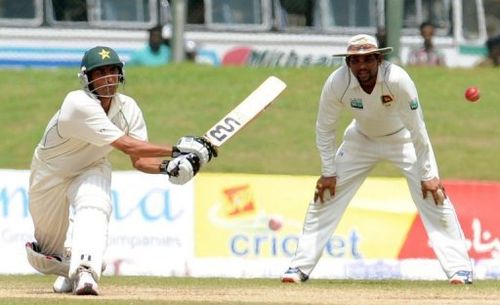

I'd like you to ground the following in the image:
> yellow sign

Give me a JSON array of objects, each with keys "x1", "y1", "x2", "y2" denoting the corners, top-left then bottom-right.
[{"x1": 195, "y1": 173, "x2": 416, "y2": 259}]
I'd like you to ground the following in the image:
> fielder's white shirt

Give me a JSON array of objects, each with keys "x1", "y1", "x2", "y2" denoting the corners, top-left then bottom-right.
[
  {"x1": 33, "y1": 90, "x2": 148, "y2": 176},
  {"x1": 316, "y1": 61, "x2": 437, "y2": 181}
]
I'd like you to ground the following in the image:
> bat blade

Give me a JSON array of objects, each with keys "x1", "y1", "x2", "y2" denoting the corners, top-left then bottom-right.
[{"x1": 204, "y1": 76, "x2": 287, "y2": 148}]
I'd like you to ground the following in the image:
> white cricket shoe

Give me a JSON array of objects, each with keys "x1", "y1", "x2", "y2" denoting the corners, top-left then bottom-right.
[
  {"x1": 73, "y1": 267, "x2": 99, "y2": 295},
  {"x1": 281, "y1": 267, "x2": 309, "y2": 283},
  {"x1": 53, "y1": 276, "x2": 73, "y2": 293},
  {"x1": 449, "y1": 270, "x2": 473, "y2": 285}
]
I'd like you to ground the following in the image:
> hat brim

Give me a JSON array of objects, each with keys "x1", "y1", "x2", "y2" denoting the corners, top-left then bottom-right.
[{"x1": 332, "y1": 47, "x2": 393, "y2": 57}]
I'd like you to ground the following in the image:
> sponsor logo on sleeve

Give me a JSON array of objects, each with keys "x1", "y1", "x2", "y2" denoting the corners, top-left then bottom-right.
[
  {"x1": 350, "y1": 98, "x2": 364, "y2": 109},
  {"x1": 409, "y1": 98, "x2": 419, "y2": 110}
]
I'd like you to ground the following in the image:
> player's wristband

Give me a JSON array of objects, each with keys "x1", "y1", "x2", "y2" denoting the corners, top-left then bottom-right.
[{"x1": 159, "y1": 160, "x2": 170, "y2": 175}]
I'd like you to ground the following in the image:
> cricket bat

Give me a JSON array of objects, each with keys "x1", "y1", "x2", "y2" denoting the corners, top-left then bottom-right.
[{"x1": 204, "y1": 76, "x2": 287, "y2": 148}]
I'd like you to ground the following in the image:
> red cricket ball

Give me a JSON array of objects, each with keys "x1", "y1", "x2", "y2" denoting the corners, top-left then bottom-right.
[
  {"x1": 268, "y1": 216, "x2": 283, "y2": 231},
  {"x1": 465, "y1": 87, "x2": 480, "y2": 102}
]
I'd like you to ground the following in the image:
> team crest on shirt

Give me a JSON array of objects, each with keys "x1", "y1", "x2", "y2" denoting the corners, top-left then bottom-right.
[
  {"x1": 381, "y1": 95, "x2": 393, "y2": 107},
  {"x1": 350, "y1": 98, "x2": 364, "y2": 109},
  {"x1": 409, "y1": 98, "x2": 419, "y2": 110}
]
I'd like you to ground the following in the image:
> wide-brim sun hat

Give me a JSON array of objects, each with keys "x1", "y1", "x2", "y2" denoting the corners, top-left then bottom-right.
[{"x1": 332, "y1": 34, "x2": 393, "y2": 57}]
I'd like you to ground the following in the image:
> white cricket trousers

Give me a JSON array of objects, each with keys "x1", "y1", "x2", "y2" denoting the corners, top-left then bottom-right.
[
  {"x1": 289, "y1": 124, "x2": 472, "y2": 279},
  {"x1": 29, "y1": 156, "x2": 112, "y2": 279}
]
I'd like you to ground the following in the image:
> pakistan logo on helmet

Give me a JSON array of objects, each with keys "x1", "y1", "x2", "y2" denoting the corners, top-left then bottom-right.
[{"x1": 80, "y1": 46, "x2": 123, "y2": 73}]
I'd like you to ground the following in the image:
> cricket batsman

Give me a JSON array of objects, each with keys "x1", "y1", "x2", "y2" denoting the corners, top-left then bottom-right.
[{"x1": 25, "y1": 46, "x2": 217, "y2": 295}]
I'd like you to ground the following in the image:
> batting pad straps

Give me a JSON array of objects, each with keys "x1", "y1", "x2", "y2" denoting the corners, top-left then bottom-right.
[{"x1": 25, "y1": 242, "x2": 70, "y2": 277}]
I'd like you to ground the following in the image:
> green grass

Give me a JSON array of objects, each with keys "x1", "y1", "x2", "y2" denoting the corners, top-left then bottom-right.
[
  {"x1": 0, "y1": 64, "x2": 498, "y2": 180},
  {"x1": 0, "y1": 275, "x2": 499, "y2": 305}
]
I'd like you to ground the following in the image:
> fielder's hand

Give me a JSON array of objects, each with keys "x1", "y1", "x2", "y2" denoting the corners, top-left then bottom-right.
[
  {"x1": 173, "y1": 136, "x2": 218, "y2": 165},
  {"x1": 314, "y1": 176, "x2": 337, "y2": 203},
  {"x1": 421, "y1": 178, "x2": 447, "y2": 205},
  {"x1": 161, "y1": 153, "x2": 201, "y2": 185}
]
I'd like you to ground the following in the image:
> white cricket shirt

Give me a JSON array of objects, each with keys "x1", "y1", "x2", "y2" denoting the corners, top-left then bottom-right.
[
  {"x1": 316, "y1": 61, "x2": 437, "y2": 180},
  {"x1": 33, "y1": 90, "x2": 147, "y2": 176}
]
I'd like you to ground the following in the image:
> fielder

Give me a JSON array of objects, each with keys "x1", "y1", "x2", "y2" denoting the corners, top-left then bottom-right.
[
  {"x1": 25, "y1": 46, "x2": 216, "y2": 295},
  {"x1": 281, "y1": 34, "x2": 473, "y2": 284}
]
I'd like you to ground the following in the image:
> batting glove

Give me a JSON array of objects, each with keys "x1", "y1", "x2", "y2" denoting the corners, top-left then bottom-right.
[
  {"x1": 173, "y1": 136, "x2": 218, "y2": 165},
  {"x1": 160, "y1": 153, "x2": 200, "y2": 185}
]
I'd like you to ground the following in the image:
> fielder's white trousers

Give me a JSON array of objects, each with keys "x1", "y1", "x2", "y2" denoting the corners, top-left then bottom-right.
[
  {"x1": 289, "y1": 124, "x2": 472, "y2": 279},
  {"x1": 29, "y1": 156, "x2": 112, "y2": 280}
]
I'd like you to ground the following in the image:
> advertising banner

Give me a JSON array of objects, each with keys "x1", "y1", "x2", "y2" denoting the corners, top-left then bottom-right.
[
  {"x1": 398, "y1": 180, "x2": 500, "y2": 279},
  {"x1": 194, "y1": 173, "x2": 417, "y2": 260},
  {"x1": 0, "y1": 170, "x2": 33, "y2": 274},
  {"x1": 399, "y1": 180, "x2": 500, "y2": 261},
  {"x1": 0, "y1": 169, "x2": 193, "y2": 276},
  {"x1": 104, "y1": 172, "x2": 194, "y2": 276},
  {"x1": 2, "y1": 169, "x2": 499, "y2": 280},
  {"x1": 194, "y1": 173, "x2": 500, "y2": 280}
]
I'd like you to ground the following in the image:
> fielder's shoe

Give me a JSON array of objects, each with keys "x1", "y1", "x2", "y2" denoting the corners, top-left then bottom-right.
[
  {"x1": 73, "y1": 266, "x2": 99, "y2": 295},
  {"x1": 281, "y1": 267, "x2": 309, "y2": 283},
  {"x1": 449, "y1": 270, "x2": 473, "y2": 285},
  {"x1": 53, "y1": 276, "x2": 73, "y2": 293}
]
